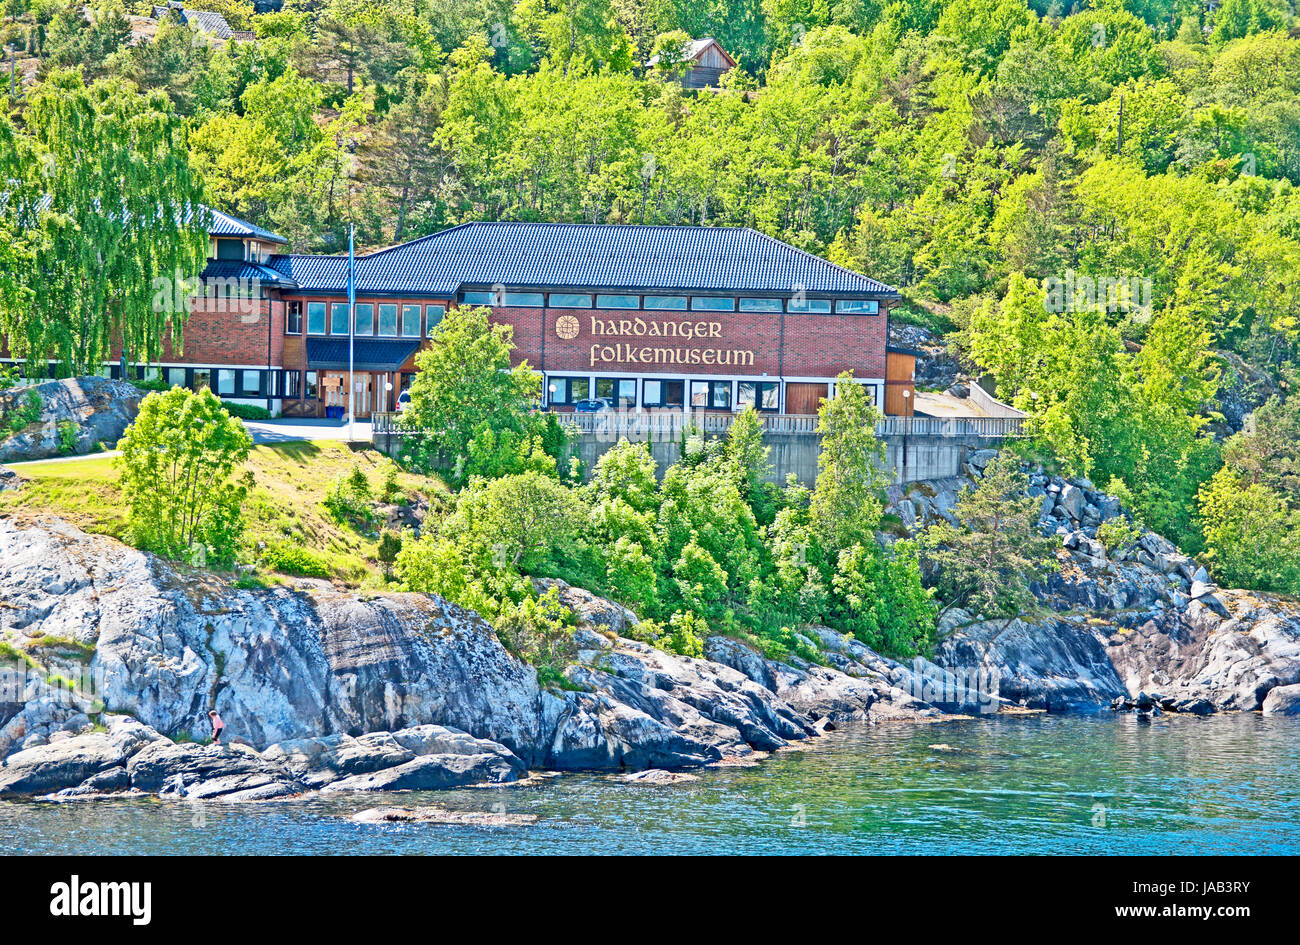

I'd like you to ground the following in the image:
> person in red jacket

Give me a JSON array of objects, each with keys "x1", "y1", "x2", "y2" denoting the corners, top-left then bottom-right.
[{"x1": 209, "y1": 710, "x2": 225, "y2": 745}]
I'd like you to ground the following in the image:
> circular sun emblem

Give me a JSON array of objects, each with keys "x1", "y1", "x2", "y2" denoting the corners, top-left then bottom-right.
[{"x1": 555, "y1": 315, "x2": 580, "y2": 340}]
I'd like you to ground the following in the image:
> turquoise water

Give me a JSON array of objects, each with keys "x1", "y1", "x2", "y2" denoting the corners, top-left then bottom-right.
[{"x1": 5, "y1": 713, "x2": 1298, "y2": 855}]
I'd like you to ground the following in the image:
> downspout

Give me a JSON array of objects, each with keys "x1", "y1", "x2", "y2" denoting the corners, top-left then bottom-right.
[
  {"x1": 539, "y1": 299, "x2": 547, "y2": 407},
  {"x1": 777, "y1": 302, "x2": 786, "y2": 414},
  {"x1": 266, "y1": 295, "x2": 274, "y2": 415}
]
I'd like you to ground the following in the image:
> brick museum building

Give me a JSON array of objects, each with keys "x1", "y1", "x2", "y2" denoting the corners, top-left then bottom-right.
[{"x1": 6, "y1": 208, "x2": 919, "y2": 419}]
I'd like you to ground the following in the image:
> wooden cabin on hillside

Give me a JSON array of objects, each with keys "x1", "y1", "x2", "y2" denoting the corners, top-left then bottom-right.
[{"x1": 648, "y1": 37, "x2": 737, "y2": 89}]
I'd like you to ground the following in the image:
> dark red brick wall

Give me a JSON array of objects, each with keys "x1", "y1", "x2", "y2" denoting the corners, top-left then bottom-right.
[
  {"x1": 107, "y1": 298, "x2": 280, "y2": 366},
  {"x1": 486, "y1": 304, "x2": 887, "y2": 379},
  {"x1": 7, "y1": 294, "x2": 888, "y2": 386}
]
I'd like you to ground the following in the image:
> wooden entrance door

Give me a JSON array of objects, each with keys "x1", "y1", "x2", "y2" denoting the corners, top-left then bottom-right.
[
  {"x1": 323, "y1": 372, "x2": 373, "y2": 418},
  {"x1": 785, "y1": 382, "x2": 828, "y2": 415}
]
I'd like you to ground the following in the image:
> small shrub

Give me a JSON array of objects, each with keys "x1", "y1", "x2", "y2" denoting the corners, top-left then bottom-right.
[
  {"x1": 23, "y1": 635, "x2": 96, "y2": 660},
  {"x1": 376, "y1": 530, "x2": 401, "y2": 577},
  {"x1": 131, "y1": 377, "x2": 171, "y2": 392},
  {"x1": 378, "y1": 460, "x2": 403, "y2": 503},
  {"x1": 0, "y1": 364, "x2": 24, "y2": 390},
  {"x1": 1097, "y1": 517, "x2": 1144, "y2": 553},
  {"x1": 624, "y1": 612, "x2": 708, "y2": 658},
  {"x1": 261, "y1": 541, "x2": 332, "y2": 578},
  {"x1": 116, "y1": 387, "x2": 252, "y2": 567},
  {"x1": 663, "y1": 612, "x2": 707, "y2": 658},
  {"x1": 220, "y1": 401, "x2": 273, "y2": 420},
  {"x1": 324, "y1": 464, "x2": 374, "y2": 526},
  {"x1": 494, "y1": 587, "x2": 576, "y2": 685},
  {"x1": 56, "y1": 420, "x2": 79, "y2": 455},
  {"x1": 0, "y1": 641, "x2": 38, "y2": 668},
  {"x1": 1, "y1": 389, "x2": 43, "y2": 438}
]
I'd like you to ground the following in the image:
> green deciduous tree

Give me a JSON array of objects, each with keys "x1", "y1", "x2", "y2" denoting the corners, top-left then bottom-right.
[
  {"x1": 116, "y1": 388, "x2": 253, "y2": 567},
  {"x1": 403, "y1": 305, "x2": 543, "y2": 477},
  {"x1": 1197, "y1": 467, "x2": 1300, "y2": 593},
  {"x1": 1, "y1": 72, "x2": 209, "y2": 376}
]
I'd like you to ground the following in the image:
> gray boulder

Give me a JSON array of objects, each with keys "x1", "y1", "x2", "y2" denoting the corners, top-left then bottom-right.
[
  {"x1": 126, "y1": 741, "x2": 303, "y2": 800},
  {"x1": 320, "y1": 752, "x2": 521, "y2": 792},
  {"x1": 933, "y1": 616, "x2": 1128, "y2": 711},
  {"x1": 1262, "y1": 684, "x2": 1300, "y2": 716},
  {"x1": 1057, "y1": 484, "x2": 1086, "y2": 521},
  {"x1": 0, "y1": 377, "x2": 142, "y2": 462},
  {"x1": 0, "y1": 734, "x2": 126, "y2": 795},
  {"x1": 262, "y1": 725, "x2": 526, "y2": 788}
]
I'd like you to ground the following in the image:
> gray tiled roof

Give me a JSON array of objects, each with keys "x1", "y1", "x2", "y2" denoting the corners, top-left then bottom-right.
[
  {"x1": 152, "y1": 4, "x2": 234, "y2": 40},
  {"x1": 201, "y1": 259, "x2": 297, "y2": 287},
  {"x1": 205, "y1": 207, "x2": 287, "y2": 244},
  {"x1": 306, "y1": 337, "x2": 422, "y2": 372},
  {"x1": 270, "y1": 254, "x2": 350, "y2": 290},
  {"x1": 269, "y1": 222, "x2": 897, "y2": 299}
]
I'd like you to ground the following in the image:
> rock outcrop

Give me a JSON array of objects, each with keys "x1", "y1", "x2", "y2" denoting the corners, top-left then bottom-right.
[
  {"x1": 0, "y1": 377, "x2": 142, "y2": 462},
  {"x1": 4, "y1": 476, "x2": 1297, "y2": 800},
  {"x1": 0, "y1": 517, "x2": 951, "y2": 797},
  {"x1": 887, "y1": 458, "x2": 1300, "y2": 713},
  {"x1": 0, "y1": 714, "x2": 529, "y2": 800}
]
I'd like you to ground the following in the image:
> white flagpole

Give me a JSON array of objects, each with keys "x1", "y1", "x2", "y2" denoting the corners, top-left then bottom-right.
[{"x1": 348, "y1": 223, "x2": 355, "y2": 442}]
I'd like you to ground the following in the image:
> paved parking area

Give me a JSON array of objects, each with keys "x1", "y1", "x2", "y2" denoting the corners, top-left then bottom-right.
[{"x1": 243, "y1": 418, "x2": 373, "y2": 444}]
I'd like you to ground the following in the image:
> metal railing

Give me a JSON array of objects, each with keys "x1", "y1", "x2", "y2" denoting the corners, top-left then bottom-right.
[{"x1": 373, "y1": 410, "x2": 1026, "y2": 440}]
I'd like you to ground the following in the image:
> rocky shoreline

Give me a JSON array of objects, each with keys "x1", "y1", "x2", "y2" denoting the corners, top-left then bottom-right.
[{"x1": 2, "y1": 467, "x2": 1299, "y2": 802}]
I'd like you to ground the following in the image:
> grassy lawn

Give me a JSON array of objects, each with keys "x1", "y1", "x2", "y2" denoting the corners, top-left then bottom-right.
[{"x1": 0, "y1": 440, "x2": 449, "y2": 585}]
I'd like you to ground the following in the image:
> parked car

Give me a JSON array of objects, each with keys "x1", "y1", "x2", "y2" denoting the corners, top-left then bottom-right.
[
  {"x1": 572, "y1": 398, "x2": 613, "y2": 413},
  {"x1": 395, "y1": 390, "x2": 411, "y2": 412}
]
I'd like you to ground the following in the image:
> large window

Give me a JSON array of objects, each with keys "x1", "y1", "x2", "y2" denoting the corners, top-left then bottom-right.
[
  {"x1": 789, "y1": 298, "x2": 832, "y2": 313},
  {"x1": 596, "y1": 294, "x2": 639, "y2": 309},
  {"x1": 462, "y1": 290, "x2": 544, "y2": 307},
  {"x1": 596, "y1": 377, "x2": 636, "y2": 408},
  {"x1": 286, "y1": 300, "x2": 303, "y2": 334},
  {"x1": 304, "y1": 371, "x2": 319, "y2": 399},
  {"x1": 285, "y1": 370, "x2": 302, "y2": 399},
  {"x1": 426, "y1": 304, "x2": 445, "y2": 335},
  {"x1": 166, "y1": 367, "x2": 187, "y2": 388},
  {"x1": 378, "y1": 303, "x2": 398, "y2": 336},
  {"x1": 216, "y1": 369, "x2": 236, "y2": 396},
  {"x1": 307, "y1": 302, "x2": 326, "y2": 334},
  {"x1": 836, "y1": 299, "x2": 879, "y2": 315},
  {"x1": 642, "y1": 379, "x2": 684, "y2": 408},
  {"x1": 548, "y1": 376, "x2": 590, "y2": 406},
  {"x1": 644, "y1": 295, "x2": 687, "y2": 310},
  {"x1": 355, "y1": 303, "x2": 374, "y2": 335},
  {"x1": 690, "y1": 379, "x2": 731, "y2": 409},
  {"x1": 401, "y1": 304, "x2": 421, "y2": 337},
  {"x1": 738, "y1": 380, "x2": 779, "y2": 411},
  {"x1": 215, "y1": 238, "x2": 243, "y2": 260},
  {"x1": 331, "y1": 303, "x2": 349, "y2": 335},
  {"x1": 240, "y1": 370, "x2": 261, "y2": 397},
  {"x1": 550, "y1": 293, "x2": 592, "y2": 308},
  {"x1": 691, "y1": 297, "x2": 735, "y2": 312},
  {"x1": 739, "y1": 298, "x2": 783, "y2": 313}
]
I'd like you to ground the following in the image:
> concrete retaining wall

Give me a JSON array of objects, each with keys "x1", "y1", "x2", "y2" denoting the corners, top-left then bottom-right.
[{"x1": 373, "y1": 428, "x2": 1006, "y2": 485}]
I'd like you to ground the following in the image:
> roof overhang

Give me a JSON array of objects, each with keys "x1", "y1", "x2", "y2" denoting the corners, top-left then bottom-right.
[{"x1": 306, "y1": 337, "x2": 423, "y2": 372}]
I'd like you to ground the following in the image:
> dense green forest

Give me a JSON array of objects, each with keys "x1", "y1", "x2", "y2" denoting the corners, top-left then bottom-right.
[{"x1": 3, "y1": 0, "x2": 1300, "y2": 603}]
